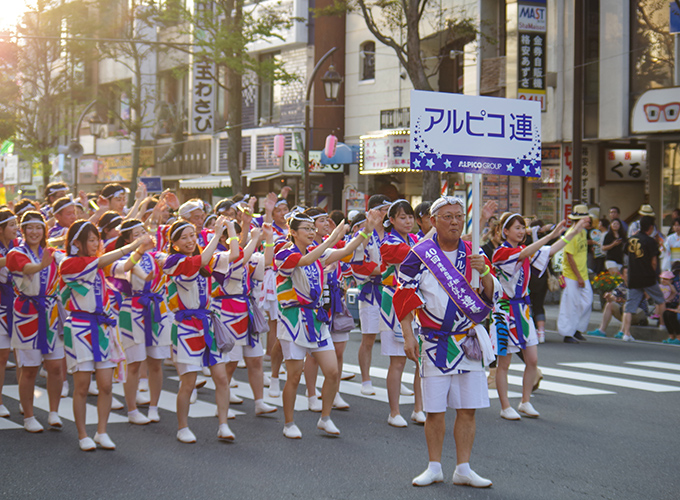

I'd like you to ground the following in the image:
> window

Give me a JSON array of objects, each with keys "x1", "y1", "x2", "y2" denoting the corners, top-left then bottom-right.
[
  {"x1": 259, "y1": 52, "x2": 281, "y2": 124},
  {"x1": 360, "y1": 41, "x2": 375, "y2": 81}
]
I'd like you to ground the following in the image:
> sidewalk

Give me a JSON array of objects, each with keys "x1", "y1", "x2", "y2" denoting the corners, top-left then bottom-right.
[{"x1": 543, "y1": 303, "x2": 669, "y2": 342}]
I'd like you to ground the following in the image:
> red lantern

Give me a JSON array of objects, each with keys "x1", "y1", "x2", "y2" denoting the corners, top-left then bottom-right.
[
  {"x1": 274, "y1": 134, "x2": 285, "y2": 158},
  {"x1": 324, "y1": 134, "x2": 337, "y2": 159}
]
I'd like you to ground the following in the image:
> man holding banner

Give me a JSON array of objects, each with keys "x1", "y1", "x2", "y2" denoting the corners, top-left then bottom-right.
[{"x1": 395, "y1": 196, "x2": 500, "y2": 488}]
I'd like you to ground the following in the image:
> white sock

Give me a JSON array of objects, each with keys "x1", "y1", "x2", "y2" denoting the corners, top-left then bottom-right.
[
  {"x1": 455, "y1": 462, "x2": 471, "y2": 476},
  {"x1": 320, "y1": 416, "x2": 330, "y2": 423},
  {"x1": 128, "y1": 409, "x2": 140, "y2": 417},
  {"x1": 284, "y1": 422, "x2": 296, "y2": 429},
  {"x1": 428, "y1": 461, "x2": 442, "y2": 475},
  {"x1": 362, "y1": 381, "x2": 372, "y2": 388}
]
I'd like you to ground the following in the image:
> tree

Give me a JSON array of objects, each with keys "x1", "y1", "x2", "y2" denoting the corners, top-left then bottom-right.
[
  {"x1": 0, "y1": 0, "x2": 79, "y2": 188},
  {"x1": 317, "y1": 0, "x2": 477, "y2": 201},
  {"x1": 169, "y1": 0, "x2": 298, "y2": 195}
]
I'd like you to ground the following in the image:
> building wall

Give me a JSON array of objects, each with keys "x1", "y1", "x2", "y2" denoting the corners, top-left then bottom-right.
[{"x1": 599, "y1": 0, "x2": 629, "y2": 140}]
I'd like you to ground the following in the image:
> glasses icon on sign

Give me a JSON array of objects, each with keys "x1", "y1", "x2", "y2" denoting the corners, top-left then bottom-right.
[{"x1": 644, "y1": 103, "x2": 680, "y2": 122}]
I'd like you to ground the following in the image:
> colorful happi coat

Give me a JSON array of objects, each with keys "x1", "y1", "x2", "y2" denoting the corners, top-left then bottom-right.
[
  {"x1": 7, "y1": 245, "x2": 64, "y2": 353},
  {"x1": 47, "y1": 224, "x2": 67, "y2": 241},
  {"x1": 0, "y1": 238, "x2": 19, "y2": 340},
  {"x1": 111, "y1": 251, "x2": 171, "y2": 351},
  {"x1": 379, "y1": 230, "x2": 418, "y2": 339},
  {"x1": 490, "y1": 242, "x2": 550, "y2": 355},
  {"x1": 210, "y1": 247, "x2": 253, "y2": 347},
  {"x1": 275, "y1": 245, "x2": 332, "y2": 348},
  {"x1": 163, "y1": 253, "x2": 225, "y2": 367},
  {"x1": 394, "y1": 236, "x2": 500, "y2": 376},
  {"x1": 351, "y1": 229, "x2": 386, "y2": 307},
  {"x1": 59, "y1": 256, "x2": 116, "y2": 369},
  {"x1": 156, "y1": 225, "x2": 213, "y2": 252}
]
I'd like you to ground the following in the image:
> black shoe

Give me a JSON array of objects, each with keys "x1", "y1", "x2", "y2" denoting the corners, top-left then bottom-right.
[
  {"x1": 574, "y1": 332, "x2": 587, "y2": 341},
  {"x1": 563, "y1": 336, "x2": 580, "y2": 344}
]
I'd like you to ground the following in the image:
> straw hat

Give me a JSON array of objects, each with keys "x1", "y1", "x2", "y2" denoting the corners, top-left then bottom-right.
[
  {"x1": 638, "y1": 204, "x2": 655, "y2": 216},
  {"x1": 569, "y1": 204, "x2": 590, "y2": 220}
]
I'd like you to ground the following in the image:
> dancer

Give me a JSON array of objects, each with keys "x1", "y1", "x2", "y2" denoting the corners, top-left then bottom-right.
[
  {"x1": 276, "y1": 214, "x2": 364, "y2": 438},
  {"x1": 60, "y1": 220, "x2": 144, "y2": 451},
  {"x1": 491, "y1": 213, "x2": 586, "y2": 420},
  {"x1": 396, "y1": 196, "x2": 499, "y2": 488},
  {"x1": 352, "y1": 195, "x2": 391, "y2": 396},
  {"x1": 379, "y1": 200, "x2": 424, "y2": 426},
  {"x1": 163, "y1": 216, "x2": 234, "y2": 443},
  {"x1": 0, "y1": 209, "x2": 20, "y2": 418},
  {"x1": 7, "y1": 211, "x2": 65, "y2": 432},
  {"x1": 111, "y1": 220, "x2": 171, "y2": 424}
]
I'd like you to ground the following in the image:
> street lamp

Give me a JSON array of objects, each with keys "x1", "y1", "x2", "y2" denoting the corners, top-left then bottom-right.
[{"x1": 303, "y1": 48, "x2": 343, "y2": 206}]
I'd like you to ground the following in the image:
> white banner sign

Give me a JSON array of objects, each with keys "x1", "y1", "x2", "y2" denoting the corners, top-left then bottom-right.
[
  {"x1": 604, "y1": 149, "x2": 647, "y2": 182},
  {"x1": 3, "y1": 155, "x2": 18, "y2": 185},
  {"x1": 410, "y1": 90, "x2": 542, "y2": 177}
]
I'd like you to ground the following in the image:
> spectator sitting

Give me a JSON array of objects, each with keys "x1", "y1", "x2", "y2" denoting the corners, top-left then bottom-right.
[{"x1": 587, "y1": 267, "x2": 651, "y2": 337}]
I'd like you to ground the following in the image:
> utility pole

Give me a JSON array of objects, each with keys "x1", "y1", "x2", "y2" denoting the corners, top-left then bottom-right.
[{"x1": 572, "y1": 0, "x2": 583, "y2": 205}]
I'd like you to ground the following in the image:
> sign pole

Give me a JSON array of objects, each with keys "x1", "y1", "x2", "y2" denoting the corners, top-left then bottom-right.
[{"x1": 471, "y1": 173, "x2": 481, "y2": 287}]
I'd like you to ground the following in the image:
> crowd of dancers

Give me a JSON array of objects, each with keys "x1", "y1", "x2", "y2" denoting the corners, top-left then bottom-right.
[{"x1": 0, "y1": 182, "x2": 586, "y2": 489}]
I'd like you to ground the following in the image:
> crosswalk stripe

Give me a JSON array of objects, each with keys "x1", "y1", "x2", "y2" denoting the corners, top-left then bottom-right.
[
  {"x1": 2, "y1": 385, "x2": 128, "y2": 425},
  {"x1": 506, "y1": 374, "x2": 615, "y2": 396},
  {"x1": 0, "y1": 417, "x2": 23, "y2": 430},
  {"x1": 509, "y1": 366, "x2": 680, "y2": 392},
  {"x1": 626, "y1": 361, "x2": 680, "y2": 372},
  {"x1": 561, "y1": 362, "x2": 680, "y2": 383},
  {"x1": 341, "y1": 363, "x2": 416, "y2": 384}
]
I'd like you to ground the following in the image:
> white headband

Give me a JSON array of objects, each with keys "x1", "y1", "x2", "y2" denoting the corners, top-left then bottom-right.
[
  {"x1": 310, "y1": 213, "x2": 327, "y2": 220},
  {"x1": 0, "y1": 215, "x2": 17, "y2": 225},
  {"x1": 15, "y1": 205, "x2": 34, "y2": 216},
  {"x1": 120, "y1": 221, "x2": 144, "y2": 233},
  {"x1": 53, "y1": 201, "x2": 75, "y2": 215},
  {"x1": 69, "y1": 222, "x2": 95, "y2": 256},
  {"x1": 275, "y1": 199, "x2": 288, "y2": 208},
  {"x1": 178, "y1": 200, "x2": 203, "y2": 219},
  {"x1": 372, "y1": 200, "x2": 391, "y2": 210},
  {"x1": 101, "y1": 215, "x2": 123, "y2": 228},
  {"x1": 104, "y1": 189, "x2": 125, "y2": 199},
  {"x1": 21, "y1": 219, "x2": 45, "y2": 227},
  {"x1": 430, "y1": 196, "x2": 465, "y2": 215},
  {"x1": 502, "y1": 213, "x2": 523, "y2": 233},
  {"x1": 171, "y1": 222, "x2": 193, "y2": 241},
  {"x1": 46, "y1": 186, "x2": 67, "y2": 197}
]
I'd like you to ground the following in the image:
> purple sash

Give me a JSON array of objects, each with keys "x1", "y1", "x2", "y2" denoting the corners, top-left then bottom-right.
[{"x1": 412, "y1": 239, "x2": 491, "y2": 325}]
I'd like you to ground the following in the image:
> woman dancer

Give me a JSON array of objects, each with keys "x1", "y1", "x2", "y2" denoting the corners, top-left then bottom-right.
[
  {"x1": 163, "y1": 216, "x2": 234, "y2": 443},
  {"x1": 7, "y1": 211, "x2": 64, "y2": 432},
  {"x1": 60, "y1": 220, "x2": 144, "y2": 450},
  {"x1": 379, "y1": 200, "x2": 424, "y2": 427},
  {"x1": 111, "y1": 220, "x2": 171, "y2": 424},
  {"x1": 276, "y1": 214, "x2": 365, "y2": 438},
  {"x1": 0, "y1": 209, "x2": 19, "y2": 418},
  {"x1": 491, "y1": 213, "x2": 587, "y2": 420},
  {"x1": 98, "y1": 211, "x2": 123, "y2": 252},
  {"x1": 212, "y1": 221, "x2": 277, "y2": 416}
]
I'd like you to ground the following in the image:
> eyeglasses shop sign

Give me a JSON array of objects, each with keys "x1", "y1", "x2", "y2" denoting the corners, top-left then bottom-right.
[{"x1": 282, "y1": 151, "x2": 343, "y2": 173}]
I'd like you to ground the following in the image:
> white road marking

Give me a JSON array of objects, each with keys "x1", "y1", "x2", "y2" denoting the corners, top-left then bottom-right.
[{"x1": 561, "y1": 362, "x2": 680, "y2": 383}]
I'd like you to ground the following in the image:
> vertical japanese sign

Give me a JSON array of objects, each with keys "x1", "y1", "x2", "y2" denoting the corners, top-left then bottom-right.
[
  {"x1": 409, "y1": 90, "x2": 541, "y2": 177},
  {"x1": 562, "y1": 145, "x2": 573, "y2": 222},
  {"x1": 517, "y1": 2, "x2": 547, "y2": 111},
  {"x1": 191, "y1": 1, "x2": 215, "y2": 134}
]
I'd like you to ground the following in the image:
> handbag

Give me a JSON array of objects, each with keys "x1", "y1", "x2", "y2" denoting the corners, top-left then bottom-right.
[
  {"x1": 331, "y1": 300, "x2": 356, "y2": 333},
  {"x1": 547, "y1": 273, "x2": 561, "y2": 292},
  {"x1": 212, "y1": 312, "x2": 236, "y2": 353},
  {"x1": 249, "y1": 297, "x2": 269, "y2": 334},
  {"x1": 460, "y1": 330, "x2": 482, "y2": 361}
]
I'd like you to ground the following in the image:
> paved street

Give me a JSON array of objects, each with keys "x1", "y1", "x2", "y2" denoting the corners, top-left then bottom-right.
[{"x1": 2, "y1": 330, "x2": 679, "y2": 500}]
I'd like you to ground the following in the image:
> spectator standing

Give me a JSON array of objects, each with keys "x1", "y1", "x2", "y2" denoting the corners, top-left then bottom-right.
[
  {"x1": 602, "y1": 218, "x2": 626, "y2": 274},
  {"x1": 620, "y1": 215, "x2": 666, "y2": 342},
  {"x1": 557, "y1": 205, "x2": 592, "y2": 344},
  {"x1": 609, "y1": 206, "x2": 628, "y2": 237},
  {"x1": 663, "y1": 218, "x2": 680, "y2": 271}
]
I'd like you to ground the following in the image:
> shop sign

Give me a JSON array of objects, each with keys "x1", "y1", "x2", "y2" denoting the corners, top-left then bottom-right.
[
  {"x1": 631, "y1": 87, "x2": 680, "y2": 134},
  {"x1": 410, "y1": 90, "x2": 541, "y2": 177},
  {"x1": 360, "y1": 131, "x2": 410, "y2": 174},
  {"x1": 517, "y1": 1, "x2": 546, "y2": 111},
  {"x1": 282, "y1": 151, "x2": 343, "y2": 173},
  {"x1": 190, "y1": 1, "x2": 215, "y2": 134},
  {"x1": 562, "y1": 145, "x2": 573, "y2": 222},
  {"x1": 97, "y1": 155, "x2": 153, "y2": 183},
  {"x1": 604, "y1": 149, "x2": 647, "y2": 182},
  {"x1": 3, "y1": 155, "x2": 18, "y2": 185},
  {"x1": 518, "y1": 2, "x2": 547, "y2": 32}
]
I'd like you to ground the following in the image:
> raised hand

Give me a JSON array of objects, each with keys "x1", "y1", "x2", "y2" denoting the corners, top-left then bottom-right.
[
  {"x1": 280, "y1": 186, "x2": 292, "y2": 199},
  {"x1": 41, "y1": 247, "x2": 54, "y2": 269},
  {"x1": 135, "y1": 181, "x2": 147, "y2": 200},
  {"x1": 482, "y1": 200, "x2": 498, "y2": 222},
  {"x1": 214, "y1": 215, "x2": 227, "y2": 235},
  {"x1": 265, "y1": 192, "x2": 277, "y2": 213}
]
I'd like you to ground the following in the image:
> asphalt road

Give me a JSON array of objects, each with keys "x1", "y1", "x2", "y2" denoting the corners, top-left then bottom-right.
[{"x1": 2, "y1": 330, "x2": 679, "y2": 500}]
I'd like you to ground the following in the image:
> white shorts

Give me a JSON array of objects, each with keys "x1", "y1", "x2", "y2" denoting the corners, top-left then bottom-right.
[
  {"x1": 359, "y1": 302, "x2": 381, "y2": 334},
  {"x1": 279, "y1": 339, "x2": 335, "y2": 361},
  {"x1": 380, "y1": 330, "x2": 405, "y2": 357},
  {"x1": 226, "y1": 342, "x2": 265, "y2": 363},
  {"x1": 422, "y1": 371, "x2": 490, "y2": 413},
  {"x1": 176, "y1": 361, "x2": 226, "y2": 377},
  {"x1": 69, "y1": 359, "x2": 117, "y2": 374},
  {"x1": 264, "y1": 300, "x2": 278, "y2": 321},
  {"x1": 0, "y1": 330, "x2": 9, "y2": 349},
  {"x1": 331, "y1": 331, "x2": 350, "y2": 343},
  {"x1": 17, "y1": 347, "x2": 65, "y2": 367},
  {"x1": 125, "y1": 343, "x2": 172, "y2": 364}
]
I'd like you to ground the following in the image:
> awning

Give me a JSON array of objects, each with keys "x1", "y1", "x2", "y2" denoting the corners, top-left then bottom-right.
[
  {"x1": 242, "y1": 169, "x2": 281, "y2": 186},
  {"x1": 179, "y1": 175, "x2": 232, "y2": 189},
  {"x1": 320, "y1": 143, "x2": 360, "y2": 165}
]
